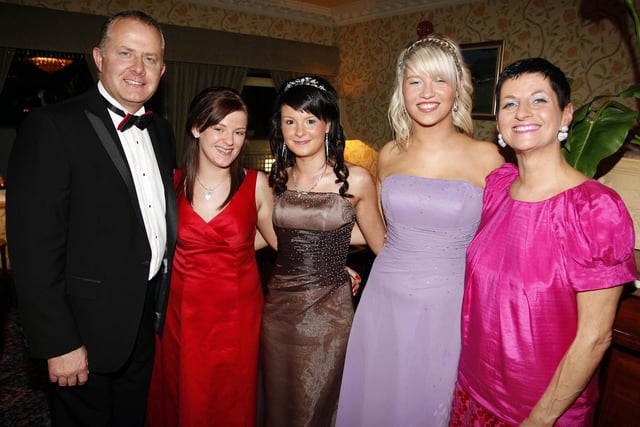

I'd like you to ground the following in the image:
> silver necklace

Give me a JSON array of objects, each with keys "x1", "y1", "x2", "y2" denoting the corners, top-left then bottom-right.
[
  {"x1": 292, "y1": 163, "x2": 328, "y2": 197},
  {"x1": 196, "y1": 174, "x2": 227, "y2": 201}
]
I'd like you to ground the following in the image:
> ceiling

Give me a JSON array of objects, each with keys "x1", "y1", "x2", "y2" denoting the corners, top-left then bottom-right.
[{"x1": 194, "y1": 0, "x2": 475, "y2": 26}]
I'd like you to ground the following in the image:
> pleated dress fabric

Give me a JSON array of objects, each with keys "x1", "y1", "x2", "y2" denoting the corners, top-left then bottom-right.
[
  {"x1": 261, "y1": 190, "x2": 355, "y2": 427},
  {"x1": 337, "y1": 174, "x2": 483, "y2": 427}
]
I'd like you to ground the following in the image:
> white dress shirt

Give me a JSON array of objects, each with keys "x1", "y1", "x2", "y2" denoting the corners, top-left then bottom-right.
[{"x1": 98, "y1": 82, "x2": 167, "y2": 280}]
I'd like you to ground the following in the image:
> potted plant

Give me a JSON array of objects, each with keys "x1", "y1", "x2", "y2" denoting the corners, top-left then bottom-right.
[
  {"x1": 563, "y1": 0, "x2": 640, "y2": 178},
  {"x1": 568, "y1": 0, "x2": 640, "y2": 252}
]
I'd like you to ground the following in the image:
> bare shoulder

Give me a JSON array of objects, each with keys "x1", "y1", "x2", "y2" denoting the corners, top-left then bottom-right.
[
  {"x1": 254, "y1": 170, "x2": 272, "y2": 193},
  {"x1": 345, "y1": 162, "x2": 375, "y2": 185},
  {"x1": 378, "y1": 140, "x2": 399, "y2": 159},
  {"x1": 377, "y1": 140, "x2": 401, "y2": 178},
  {"x1": 466, "y1": 138, "x2": 504, "y2": 169},
  {"x1": 255, "y1": 169, "x2": 269, "y2": 183}
]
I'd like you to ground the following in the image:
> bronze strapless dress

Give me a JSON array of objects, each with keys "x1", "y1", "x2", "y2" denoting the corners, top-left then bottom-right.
[{"x1": 261, "y1": 190, "x2": 355, "y2": 427}]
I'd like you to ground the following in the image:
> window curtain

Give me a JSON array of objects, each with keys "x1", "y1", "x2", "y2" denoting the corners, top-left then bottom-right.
[
  {"x1": 163, "y1": 62, "x2": 248, "y2": 165},
  {"x1": 0, "y1": 47, "x2": 15, "y2": 94},
  {"x1": 270, "y1": 71, "x2": 298, "y2": 91}
]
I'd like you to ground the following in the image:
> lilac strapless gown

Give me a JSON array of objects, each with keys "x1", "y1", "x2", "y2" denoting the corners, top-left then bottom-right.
[{"x1": 337, "y1": 174, "x2": 483, "y2": 427}]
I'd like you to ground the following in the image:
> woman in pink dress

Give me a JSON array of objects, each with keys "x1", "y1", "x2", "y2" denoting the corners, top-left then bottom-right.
[{"x1": 450, "y1": 58, "x2": 637, "y2": 426}]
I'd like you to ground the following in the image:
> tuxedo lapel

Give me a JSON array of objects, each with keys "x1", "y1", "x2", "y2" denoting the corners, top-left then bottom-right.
[
  {"x1": 83, "y1": 88, "x2": 145, "y2": 227},
  {"x1": 85, "y1": 111, "x2": 135, "y2": 191}
]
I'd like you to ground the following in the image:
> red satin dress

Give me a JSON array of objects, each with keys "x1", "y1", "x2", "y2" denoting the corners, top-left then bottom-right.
[{"x1": 147, "y1": 169, "x2": 262, "y2": 427}]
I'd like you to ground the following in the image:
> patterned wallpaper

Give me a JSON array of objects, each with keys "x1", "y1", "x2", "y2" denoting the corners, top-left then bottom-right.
[
  {"x1": 2, "y1": 0, "x2": 335, "y2": 45},
  {"x1": 336, "y1": 0, "x2": 639, "y2": 147},
  {"x1": 5, "y1": 0, "x2": 638, "y2": 148}
]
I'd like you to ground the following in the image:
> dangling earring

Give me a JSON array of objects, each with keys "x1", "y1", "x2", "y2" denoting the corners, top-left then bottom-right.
[
  {"x1": 325, "y1": 133, "x2": 329, "y2": 160},
  {"x1": 557, "y1": 125, "x2": 569, "y2": 142},
  {"x1": 281, "y1": 143, "x2": 287, "y2": 162},
  {"x1": 497, "y1": 133, "x2": 507, "y2": 148},
  {"x1": 453, "y1": 100, "x2": 459, "y2": 113}
]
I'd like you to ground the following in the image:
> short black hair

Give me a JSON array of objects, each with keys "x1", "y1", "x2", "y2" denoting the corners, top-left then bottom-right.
[{"x1": 496, "y1": 58, "x2": 571, "y2": 110}]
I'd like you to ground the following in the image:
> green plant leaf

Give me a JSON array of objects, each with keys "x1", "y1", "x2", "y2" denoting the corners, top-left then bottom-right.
[
  {"x1": 620, "y1": 82, "x2": 640, "y2": 99},
  {"x1": 626, "y1": 0, "x2": 640, "y2": 60},
  {"x1": 564, "y1": 101, "x2": 639, "y2": 177},
  {"x1": 561, "y1": 0, "x2": 640, "y2": 177},
  {"x1": 568, "y1": 102, "x2": 591, "y2": 128}
]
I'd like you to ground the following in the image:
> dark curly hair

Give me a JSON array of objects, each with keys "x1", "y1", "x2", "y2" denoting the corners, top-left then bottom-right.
[{"x1": 268, "y1": 76, "x2": 351, "y2": 197}]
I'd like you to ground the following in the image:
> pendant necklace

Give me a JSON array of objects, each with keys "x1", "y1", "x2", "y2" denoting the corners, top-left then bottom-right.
[
  {"x1": 292, "y1": 163, "x2": 328, "y2": 197},
  {"x1": 196, "y1": 174, "x2": 227, "y2": 201}
]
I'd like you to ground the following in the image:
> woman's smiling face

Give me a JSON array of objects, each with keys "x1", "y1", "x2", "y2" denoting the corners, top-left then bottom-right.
[
  {"x1": 197, "y1": 110, "x2": 247, "y2": 169},
  {"x1": 496, "y1": 72, "x2": 572, "y2": 153}
]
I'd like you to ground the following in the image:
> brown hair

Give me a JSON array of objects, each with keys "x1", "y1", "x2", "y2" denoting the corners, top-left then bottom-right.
[{"x1": 180, "y1": 87, "x2": 248, "y2": 207}]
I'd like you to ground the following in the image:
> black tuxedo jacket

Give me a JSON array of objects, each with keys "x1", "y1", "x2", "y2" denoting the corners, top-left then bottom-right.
[{"x1": 7, "y1": 86, "x2": 177, "y2": 373}]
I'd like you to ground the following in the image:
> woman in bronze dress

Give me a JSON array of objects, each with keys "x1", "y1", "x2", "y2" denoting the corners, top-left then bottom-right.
[{"x1": 261, "y1": 76, "x2": 386, "y2": 426}]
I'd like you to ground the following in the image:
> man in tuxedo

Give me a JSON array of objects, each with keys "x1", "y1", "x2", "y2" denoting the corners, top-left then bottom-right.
[{"x1": 7, "y1": 10, "x2": 177, "y2": 426}]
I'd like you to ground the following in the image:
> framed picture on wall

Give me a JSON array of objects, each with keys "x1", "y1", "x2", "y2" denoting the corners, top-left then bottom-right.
[{"x1": 460, "y1": 40, "x2": 505, "y2": 120}]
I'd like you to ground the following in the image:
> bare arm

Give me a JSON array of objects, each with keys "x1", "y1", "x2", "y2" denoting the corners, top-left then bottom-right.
[
  {"x1": 254, "y1": 229, "x2": 269, "y2": 250},
  {"x1": 520, "y1": 285, "x2": 623, "y2": 426},
  {"x1": 350, "y1": 165, "x2": 386, "y2": 255},
  {"x1": 349, "y1": 223, "x2": 366, "y2": 246},
  {"x1": 255, "y1": 171, "x2": 277, "y2": 250}
]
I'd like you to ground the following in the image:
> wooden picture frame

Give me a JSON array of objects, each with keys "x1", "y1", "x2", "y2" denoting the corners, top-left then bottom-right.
[{"x1": 461, "y1": 40, "x2": 505, "y2": 120}]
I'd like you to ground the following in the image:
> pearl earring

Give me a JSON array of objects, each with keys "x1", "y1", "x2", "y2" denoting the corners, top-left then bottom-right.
[
  {"x1": 557, "y1": 126, "x2": 569, "y2": 142},
  {"x1": 497, "y1": 133, "x2": 507, "y2": 148}
]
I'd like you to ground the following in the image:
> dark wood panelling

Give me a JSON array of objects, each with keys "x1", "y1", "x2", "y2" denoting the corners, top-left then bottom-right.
[{"x1": 0, "y1": 3, "x2": 339, "y2": 76}]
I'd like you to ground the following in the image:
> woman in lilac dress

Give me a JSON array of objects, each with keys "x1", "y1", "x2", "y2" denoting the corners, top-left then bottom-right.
[
  {"x1": 336, "y1": 34, "x2": 503, "y2": 426},
  {"x1": 450, "y1": 58, "x2": 637, "y2": 426}
]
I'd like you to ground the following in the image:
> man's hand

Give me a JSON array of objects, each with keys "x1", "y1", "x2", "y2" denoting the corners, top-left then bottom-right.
[{"x1": 47, "y1": 345, "x2": 89, "y2": 386}]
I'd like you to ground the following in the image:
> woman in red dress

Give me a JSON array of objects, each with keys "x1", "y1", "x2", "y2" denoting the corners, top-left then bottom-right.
[{"x1": 147, "y1": 87, "x2": 277, "y2": 427}]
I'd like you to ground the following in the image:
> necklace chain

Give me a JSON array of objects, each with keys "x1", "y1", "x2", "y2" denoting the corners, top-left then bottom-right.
[
  {"x1": 292, "y1": 163, "x2": 328, "y2": 197},
  {"x1": 196, "y1": 174, "x2": 227, "y2": 201}
]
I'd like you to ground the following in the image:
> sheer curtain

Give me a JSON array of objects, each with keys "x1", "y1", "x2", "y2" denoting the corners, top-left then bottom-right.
[{"x1": 163, "y1": 62, "x2": 248, "y2": 165}]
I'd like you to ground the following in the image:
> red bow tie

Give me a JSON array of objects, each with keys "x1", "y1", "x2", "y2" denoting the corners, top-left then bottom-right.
[
  {"x1": 117, "y1": 112, "x2": 153, "y2": 131},
  {"x1": 102, "y1": 96, "x2": 153, "y2": 132}
]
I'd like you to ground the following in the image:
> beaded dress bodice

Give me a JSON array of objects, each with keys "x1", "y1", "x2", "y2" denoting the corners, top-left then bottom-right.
[{"x1": 270, "y1": 190, "x2": 355, "y2": 292}]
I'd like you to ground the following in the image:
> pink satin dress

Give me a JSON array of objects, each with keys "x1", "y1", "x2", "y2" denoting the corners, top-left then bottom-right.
[{"x1": 454, "y1": 163, "x2": 637, "y2": 426}]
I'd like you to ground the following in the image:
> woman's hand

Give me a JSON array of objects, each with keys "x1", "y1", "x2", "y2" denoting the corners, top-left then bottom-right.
[{"x1": 346, "y1": 266, "x2": 362, "y2": 296}]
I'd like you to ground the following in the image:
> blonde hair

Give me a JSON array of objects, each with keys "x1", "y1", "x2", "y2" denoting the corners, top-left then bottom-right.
[{"x1": 388, "y1": 34, "x2": 474, "y2": 147}]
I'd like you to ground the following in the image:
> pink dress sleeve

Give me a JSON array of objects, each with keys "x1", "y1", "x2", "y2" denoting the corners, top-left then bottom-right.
[
  {"x1": 479, "y1": 163, "x2": 518, "y2": 219},
  {"x1": 562, "y1": 180, "x2": 637, "y2": 291}
]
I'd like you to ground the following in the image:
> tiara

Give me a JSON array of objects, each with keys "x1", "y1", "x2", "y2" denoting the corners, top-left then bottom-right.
[{"x1": 284, "y1": 77, "x2": 327, "y2": 93}]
